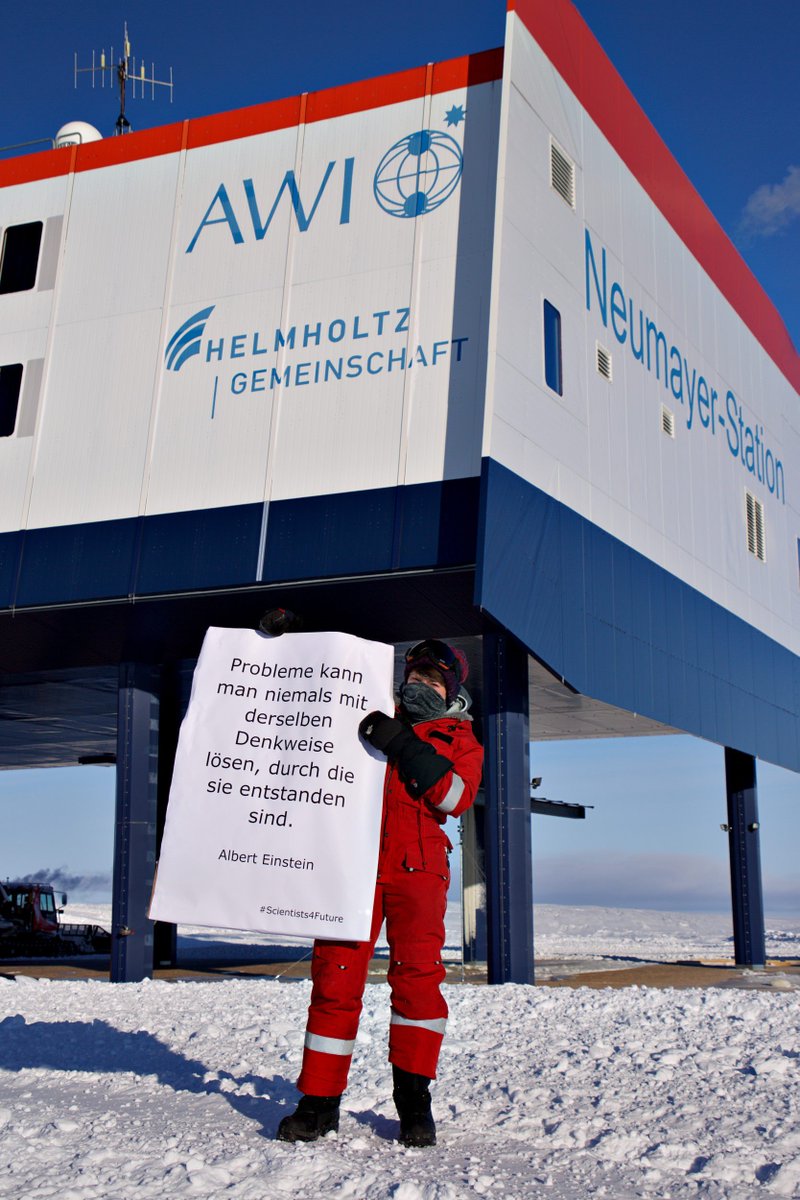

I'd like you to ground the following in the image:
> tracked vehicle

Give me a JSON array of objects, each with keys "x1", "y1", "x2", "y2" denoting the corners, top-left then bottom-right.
[{"x1": 0, "y1": 881, "x2": 111, "y2": 957}]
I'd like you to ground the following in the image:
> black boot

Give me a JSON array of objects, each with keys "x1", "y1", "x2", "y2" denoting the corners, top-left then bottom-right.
[
  {"x1": 276, "y1": 1094, "x2": 340, "y2": 1142},
  {"x1": 392, "y1": 1065, "x2": 436, "y2": 1147}
]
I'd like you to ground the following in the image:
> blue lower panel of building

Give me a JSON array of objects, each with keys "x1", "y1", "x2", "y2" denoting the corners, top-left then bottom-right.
[
  {"x1": 16, "y1": 518, "x2": 140, "y2": 606},
  {"x1": 263, "y1": 477, "x2": 480, "y2": 581},
  {"x1": 1, "y1": 477, "x2": 479, "y2": 607},
  {"x1": 0, "y1": 530, "x2": 22, "y2": 609},
  {"x1": 12, "y1": 506, "x2": 264, "y2": 605},
  {"x1": 476, "y1": 458, "x2": 800, "y2": 771},
  {"x1": 137, "y1": 504, "x2": 263, "y2": 594}
]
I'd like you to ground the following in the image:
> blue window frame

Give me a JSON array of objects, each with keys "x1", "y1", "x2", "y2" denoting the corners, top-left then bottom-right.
[{"x1": 543, "y1": 299, "x2": 562, "y2": 395}]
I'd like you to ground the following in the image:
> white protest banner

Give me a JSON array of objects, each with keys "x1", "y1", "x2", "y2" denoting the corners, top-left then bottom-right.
[{"x1": 149, "y1": 627, "x2": 394, "y2": 941}]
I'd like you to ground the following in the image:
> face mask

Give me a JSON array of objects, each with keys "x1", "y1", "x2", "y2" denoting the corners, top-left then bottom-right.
[{"x1": 399, "y1": 681, "x2": 448, "y2": 721}]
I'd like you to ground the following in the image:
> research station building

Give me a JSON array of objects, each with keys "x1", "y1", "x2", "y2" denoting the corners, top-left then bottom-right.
[{"x1": 0, "y1": 0, "x2": 797, "y2": 980}]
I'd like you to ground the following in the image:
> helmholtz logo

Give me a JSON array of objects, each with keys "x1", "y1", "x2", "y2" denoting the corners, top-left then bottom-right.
[
  {"x1": 167, "y1": 111, "x2": 470, "y2": 409},
  {"x1": 165, "y1": 306, "x2": 216, "y2": 373}
]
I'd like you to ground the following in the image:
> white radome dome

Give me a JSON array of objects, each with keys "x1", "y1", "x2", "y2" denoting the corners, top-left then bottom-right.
[{"x1": 55, "y1": 121, "x2": 103, "y2": 149}]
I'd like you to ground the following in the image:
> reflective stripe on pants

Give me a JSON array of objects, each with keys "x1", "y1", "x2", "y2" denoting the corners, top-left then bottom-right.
[
  {"x1": 296, "y1": 862, "x2": 449, "y2": 1095},
  {"x1": 304, "y1": 1032, "x2": 356, "y2": 1056},
  {"x1": 390, "y1": 1011, "x2": 448, "y2": 1035}
]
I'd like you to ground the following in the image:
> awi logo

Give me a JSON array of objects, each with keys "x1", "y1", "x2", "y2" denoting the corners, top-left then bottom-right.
[{"x1": 184, "y1": 108, "x2": 467, "y2": 254}]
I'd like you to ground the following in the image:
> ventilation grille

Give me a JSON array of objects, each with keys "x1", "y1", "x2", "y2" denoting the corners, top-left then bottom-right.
[
  {"x1": 745, "y1": 491, "x2": 766, "y2": 561},
  {"x1": 661, "y1": 405, "x2": 675, "y2": 437},
  {"x1": 595, "y1": 343, "x2": 612, "y2": 380},
  {"x1": 550, "y1": 140, "x2": 575, "y2": 208}
]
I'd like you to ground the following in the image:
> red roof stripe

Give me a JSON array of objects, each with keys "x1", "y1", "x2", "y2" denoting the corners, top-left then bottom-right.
[
  {"x1": 508, "y1": 0, "x2": 800, "y2": 390},
  {"x1": 306, "y1": 65, "x2": 428, "y2": 123},
  {"x1": 0, "y1": 146, "x2": 73, "y2": 188},
  {"x1": 186, "y1": 96, "x2": 303, "y2": 150},
  {"x1": 74, "y1": 123, "x2": 185, "y2": 171}
]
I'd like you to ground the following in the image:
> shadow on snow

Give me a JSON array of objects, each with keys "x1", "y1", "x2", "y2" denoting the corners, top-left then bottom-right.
[{"x1": 0, "y1": 1013, "x2": 300, "y2": 1137}]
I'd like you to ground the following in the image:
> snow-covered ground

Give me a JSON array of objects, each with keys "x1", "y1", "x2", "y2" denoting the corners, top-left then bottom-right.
[
  {"x1": 2, "y1": 906, "x2": 800, "y2": 1199},
  {"x1": 532, "y1": 905, "x2": 800, "y2": 975},
  {"x1": 53, "y1": 900, "x2": 800, "y2": 967}
]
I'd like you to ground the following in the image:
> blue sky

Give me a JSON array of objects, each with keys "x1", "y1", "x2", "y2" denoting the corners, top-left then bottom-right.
[{"x1": 1, "y1": 1, "x2": 798, "y2": 913}]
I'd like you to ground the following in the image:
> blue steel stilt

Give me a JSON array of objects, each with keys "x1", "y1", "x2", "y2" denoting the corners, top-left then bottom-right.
[
  {"x1": 724, "y1": 747, "x2": 766, "y2": 969},
  {"x1": 111, "y1": 663, "x2": 159, "y2": 982},
  {"x1": 153, "y1": 662, "x2": 183, "y2": 969},
  {"x1": 482, "y1": 630, "x2": 534, "y2": 984}
]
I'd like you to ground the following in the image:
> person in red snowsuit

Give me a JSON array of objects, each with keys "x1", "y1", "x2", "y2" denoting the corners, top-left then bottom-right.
[{"x1": 277, "y1": 639, "x2": 483, "y2": 1147}]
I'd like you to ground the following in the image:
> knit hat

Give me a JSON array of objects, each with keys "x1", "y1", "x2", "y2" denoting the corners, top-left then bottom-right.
[{"x1": 404, "y1": 639, "x2": 469, "y2": 705}]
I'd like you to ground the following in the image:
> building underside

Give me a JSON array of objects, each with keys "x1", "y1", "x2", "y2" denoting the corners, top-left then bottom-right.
[{"x1": 3, "y1": 566, "x2": 767, "y2": 985}]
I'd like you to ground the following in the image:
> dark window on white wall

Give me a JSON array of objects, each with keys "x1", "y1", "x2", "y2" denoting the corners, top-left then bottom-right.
[
  {"x1": 0, "y1": 222, "x2": 43, "y2": 293},
  {"x1": 543, "y1": 300, "x2": 563, "y2": 395},
  {"x1": 0, "y1": 363, "x2": 23, "y2": 436}
]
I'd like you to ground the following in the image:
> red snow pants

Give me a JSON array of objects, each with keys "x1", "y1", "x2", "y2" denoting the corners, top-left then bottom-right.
[{"x1": 296, "y1": 855, "x2": 449, "y2": 1097}]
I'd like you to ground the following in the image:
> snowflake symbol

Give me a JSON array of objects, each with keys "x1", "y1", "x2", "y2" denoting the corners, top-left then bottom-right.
[{"x1": 444, "y1": 104, "x2": 465, "y2": 128}]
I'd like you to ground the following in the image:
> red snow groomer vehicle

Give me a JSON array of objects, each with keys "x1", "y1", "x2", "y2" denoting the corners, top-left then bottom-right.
[{"x1": 0, "y1": 880, "x2": 111, "y2": 958}]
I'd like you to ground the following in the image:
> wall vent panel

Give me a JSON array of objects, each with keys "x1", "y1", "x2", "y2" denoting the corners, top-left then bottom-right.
[
  {"x1": 661, "y1": 404, "x2": 675, "y2": 437},
  {"x1": 550, "y1": 139, "x2": 576, "y2": 208},
  {"x1": 745, "y1": 491, "x2": 766, "y2": 562},
  {"x1": 596, "y1": 342, "x2": 612, "y2": 380}
]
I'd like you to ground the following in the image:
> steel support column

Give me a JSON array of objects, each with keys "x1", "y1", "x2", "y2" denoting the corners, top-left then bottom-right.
[
  {"x1": 153, "y1": 662, "x2": 182, "y2": 969},
  {"x1": 111, "y1": 663, "x2": 159, "y2": 982},
  {"x1": 724, "y1": 748, "x2": 766, "y2": 968},
  {"x1": 482, "y1": 630, "x2": 534, "y2": 984}
]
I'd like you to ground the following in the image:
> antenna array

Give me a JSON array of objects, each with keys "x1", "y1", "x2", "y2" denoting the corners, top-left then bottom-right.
[{"x1": 74, "y1": 22, "x2": 173, "y2": 135}]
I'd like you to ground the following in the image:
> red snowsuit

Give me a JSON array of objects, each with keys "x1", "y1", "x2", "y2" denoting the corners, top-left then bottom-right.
[{"x1": 296, "y1": 707, "x2": 483, "y2": 1097}]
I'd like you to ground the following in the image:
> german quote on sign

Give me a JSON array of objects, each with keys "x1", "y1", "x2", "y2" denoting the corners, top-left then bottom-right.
[{"x1": 149, "y1": 627, "x2": 394, "y2": 940}]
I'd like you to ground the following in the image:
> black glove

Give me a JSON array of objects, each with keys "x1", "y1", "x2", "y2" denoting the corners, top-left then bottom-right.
[
  {"x1": 359, "y1": 711, "x2": 454, "y2": 798},
  {"x1": 359, "y1": 712, "x2": 408, "y2": 755},
  {"x1": 259, "y1": 608, "x2": 303, "y2": 636}
]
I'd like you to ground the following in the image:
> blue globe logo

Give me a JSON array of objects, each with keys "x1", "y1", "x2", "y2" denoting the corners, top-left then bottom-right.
[{"x1": 373, "y1": 130, "x2": 463, "y2": 219}]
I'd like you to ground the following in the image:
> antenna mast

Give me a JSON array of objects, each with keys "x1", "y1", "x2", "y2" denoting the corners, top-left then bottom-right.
[{"x1": 74, "y1": 22, "x2": 174, "y2": 135}]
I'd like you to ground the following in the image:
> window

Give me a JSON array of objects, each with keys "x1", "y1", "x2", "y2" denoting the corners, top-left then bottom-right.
[
  {"x1": 0, "y1": 221, "x2": 43, "y2": 294},
  {"x1": 550, "y1": 139, "x2": 576, "y2": 208},
  {"x1": 0, "y1": 363, "x2": 22, "y2": 436},
  {"x1": 745, "y1": 491, "x2": 765, "y2": 562},
  {"x1": 40, "y1": 892, "x2": 56, "y2": 914},
  {"x1": 543, "y1": 300, "x2": 562, "y2": 395}
]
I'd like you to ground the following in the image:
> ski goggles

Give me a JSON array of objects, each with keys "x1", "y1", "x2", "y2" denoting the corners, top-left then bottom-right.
[{"x1": 405, "y1": 639, "x2": 462, "y2": 678}]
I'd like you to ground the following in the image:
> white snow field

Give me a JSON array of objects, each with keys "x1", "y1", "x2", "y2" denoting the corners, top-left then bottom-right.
[{"x1": 2, "y1": 906, "x2": 800, "y2": 1200}]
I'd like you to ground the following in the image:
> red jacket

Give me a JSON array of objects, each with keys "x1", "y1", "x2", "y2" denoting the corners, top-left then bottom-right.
[{"x1": 377, "y1": 712, "x2": 483, "y2": 878}]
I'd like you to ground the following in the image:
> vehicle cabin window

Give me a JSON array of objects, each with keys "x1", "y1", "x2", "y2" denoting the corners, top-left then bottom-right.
[
  {"x1": 0, "y1": 221, "x2": 43, "y2": 293},
  {"x1": 40, "y1": 892, "x2": 56, "y2": 914},
  {"x1": 0, "y1": 363, "x2": 23, "y2": 437}
]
